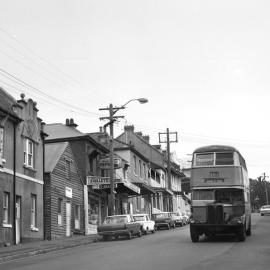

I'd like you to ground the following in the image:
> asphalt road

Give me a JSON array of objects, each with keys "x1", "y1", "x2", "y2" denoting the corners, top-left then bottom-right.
[{"x1": 1, "y1": 213, "x2": 269, "y2": 270}]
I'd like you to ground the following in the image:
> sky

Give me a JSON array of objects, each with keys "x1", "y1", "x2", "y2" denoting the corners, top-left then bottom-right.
[{"x1": 1, "y1": 0, "x2": 270, "y2": 179}]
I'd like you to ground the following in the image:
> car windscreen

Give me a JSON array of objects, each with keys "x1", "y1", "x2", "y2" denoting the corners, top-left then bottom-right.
[
  {"x1": 152, "y1": 213, "x2": 169, "y2": 219},
  {"x1": 133, "y1": 216, "x2": 145, "y2": 221},
  {"x1": 103, "y1": 216, "x2": 128, "y2": 224}
]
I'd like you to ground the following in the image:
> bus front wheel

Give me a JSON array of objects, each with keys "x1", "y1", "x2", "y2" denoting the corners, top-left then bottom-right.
[
  {"x1": 238, "y1": 224, "x2": 246, "y2": 242},
  {"x1": 190, "y1": 226, "x2": 199, "y2": 243}
]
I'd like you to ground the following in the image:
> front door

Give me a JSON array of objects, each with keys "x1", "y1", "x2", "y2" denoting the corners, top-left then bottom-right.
[
  {"x1": 15, "y1": 196, "x2": 21, "y2": 244},
  {"x1": 66, "y1": 202, "x2": 71, "y2": 237}
]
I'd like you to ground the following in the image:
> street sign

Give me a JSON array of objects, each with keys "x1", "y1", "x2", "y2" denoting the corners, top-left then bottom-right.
[{"x1": 99, "y1": 157, "x2": 122, "y2": 170}]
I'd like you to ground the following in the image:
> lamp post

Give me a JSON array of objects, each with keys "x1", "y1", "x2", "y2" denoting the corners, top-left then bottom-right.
[
  {"x1": 99, "y1": 98, "x2": 148, "y2": 215},
  {"x1": 262, "y1": 173, "x2": 269, "y2": 205}
]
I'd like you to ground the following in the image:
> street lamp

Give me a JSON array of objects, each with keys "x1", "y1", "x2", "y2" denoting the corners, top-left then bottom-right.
[{"x1": 99, "y1": 98, "x2": 148, "y2": 215}]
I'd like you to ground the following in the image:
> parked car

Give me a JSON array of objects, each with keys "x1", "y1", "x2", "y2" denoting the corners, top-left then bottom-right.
[
  {"x1": 260, "y1": 205, "x2": 270, "y2": 216},
  {"x1": 151, "y1": 212, "x2": 175, "y2": 230},
  {"x1": 97, "y1": 214, "x2": 142, "y2": 240},
  {"x1": 133, "y1": 214, "x2": 155, "y2": 234},
  {"x1": 182, "y1": 211, "x2": 190, "y2": 224},
  {"x1": 171, "y1": 212, "x2": 183, "y2": 226}
]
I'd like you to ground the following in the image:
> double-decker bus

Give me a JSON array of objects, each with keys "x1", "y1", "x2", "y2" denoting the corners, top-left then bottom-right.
[{"x1": 189, "y1": 145, "x2": 251, "y2": 242}]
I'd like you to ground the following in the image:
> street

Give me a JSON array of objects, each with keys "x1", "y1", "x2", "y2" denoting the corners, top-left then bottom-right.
[{"x1": 1, "y1": 213, "x2": 269, "y2": 270}]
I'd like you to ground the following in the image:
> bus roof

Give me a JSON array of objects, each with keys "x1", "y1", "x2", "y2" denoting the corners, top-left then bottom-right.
[{"x1": 193, "y1": 145, "x2": 239, "y2": 154}]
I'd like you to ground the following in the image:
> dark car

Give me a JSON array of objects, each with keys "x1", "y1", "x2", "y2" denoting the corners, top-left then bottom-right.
[
  {"x1": 97, "y1": 215, "x2": 142, "y2": 240},
  {"x1": 151, "y1": 212, "x2": 175, "y2": 230}
]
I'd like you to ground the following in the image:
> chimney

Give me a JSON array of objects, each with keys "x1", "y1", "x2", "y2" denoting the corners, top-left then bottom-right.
[
  {"x1": 66, "y1": 118, "x2": 78, "y2": 128},
  {"x1": 135, "y1": 131, "x2": 142, "y2": 137},
  {"x1": 153, "y1": 144, "x2": 161, "y2": 150},
  {"x1": 124, "y1": 125, "x2": 135, "y2": 132},
  {"x1": 143, "y1": 135, "x2": 150, "y2": 143}
]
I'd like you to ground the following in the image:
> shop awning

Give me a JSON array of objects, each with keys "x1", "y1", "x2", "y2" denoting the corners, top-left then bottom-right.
[
  {"x1": 133, "y1": 182, "x2": 156, "y2": 195},
  {"x1": 115, "y1": 180, "x2": 141, "y2": 195}
]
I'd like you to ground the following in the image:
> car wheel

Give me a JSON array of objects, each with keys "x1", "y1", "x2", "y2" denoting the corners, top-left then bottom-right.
[
  {"x1": 261, "y1": 213, "x2": 264, "y2": 216},
  {"x1": 103, "y1": 235, "x2": 109, "y2": 241},
  {"x1": 127, "y1": 232, "x2": 132, "y2": 240}
]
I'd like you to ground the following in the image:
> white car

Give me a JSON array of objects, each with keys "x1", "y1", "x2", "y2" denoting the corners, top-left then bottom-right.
[
  {"x1": 260, "y1": 205, "x2": 270, "y2": 216},
  {"x1": 133, "y1": 214, "x2": 155, "y2": 234}
]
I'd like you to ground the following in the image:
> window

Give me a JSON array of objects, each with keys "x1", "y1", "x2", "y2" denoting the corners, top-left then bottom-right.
[
  {"x1": 3, "y1": 192, "x2": 10, "y2": 224},
  {"x1": 30, "y1": 194, "x2": 37, "y2": 228},
  {"x1": 143, "y1": 163, "x2": 146, "y2": 180},
  {"x1": 195, "y1": 153, "x2": 214, "y2": 166},
  {"x1": 24, "y1": 139, "x2": 34, "y2": 168},
  {"x1": 75, "y1": 205, "x2": 80, "y2": 229},
  {"x1": 0, "y1": 127, "x2": 4, "y2": 166},
  {"x1": 58, "y1": 198, "x2": 63, "y2": 226},
  {"x1": 133, "y1": 155, "x2": 137, "y2": 175},
  {"x1": 216, "y1": 152, "x2": 234, "y2": 165},
  {"x1": 139, "y1": 160, "x2": 142, "y2": 178},
  {"x1": 192, "y1": 190, "x2": 214, "y2": 200}
]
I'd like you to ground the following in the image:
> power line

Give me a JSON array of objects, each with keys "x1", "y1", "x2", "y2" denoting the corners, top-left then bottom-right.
[
  {"x1": 0, "y1": 36, "x2": 75, "y2": 87},
  {"x1": 0, "y1": 27, "x2": 80, "y2": 86},
  {"x1": 0, "y1": 68, "x2": 101, "y2": 117}
]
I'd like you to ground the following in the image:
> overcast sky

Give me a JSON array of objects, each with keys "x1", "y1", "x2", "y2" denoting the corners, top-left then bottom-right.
[{"x1": 1, "y1": 0, "x2": 270, "y2": 178}]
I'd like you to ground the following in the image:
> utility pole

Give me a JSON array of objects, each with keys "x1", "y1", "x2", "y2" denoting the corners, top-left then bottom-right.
[
  {"x1": 158, "y1": 128, "x2": 178, "y2": 212},
  {"x1": 262, "y1": 172, "x2": 269, "y2": 205},
  {"x1": 99, "y1": 98, "x2": 148, "y2": 215},
  {"x1": 99, "y1": 104, "x2": 124, "y2": 216}
]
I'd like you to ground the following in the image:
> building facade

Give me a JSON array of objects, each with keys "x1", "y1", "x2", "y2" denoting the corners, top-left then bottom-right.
[
  {"x1": 44, "y1": 142, "x2": 84, "y2": 239},
  {"x1": 44, "y1": 119, "x2": 109, "y2": 235},
  {"x1": 0, "y1": 90, "x2": 45, "y2": 246}
]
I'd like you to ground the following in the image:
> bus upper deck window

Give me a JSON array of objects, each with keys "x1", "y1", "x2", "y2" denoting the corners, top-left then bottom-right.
[
  {"x1": 216, "y1": 152, "x2": 234, "y2": 165},
  {"x1": 195, "y1": 153, "x2": 214, "y2": 166}
]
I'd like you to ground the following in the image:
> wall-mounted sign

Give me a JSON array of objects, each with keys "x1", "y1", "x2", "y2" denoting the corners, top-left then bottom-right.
[
  {"x1": 86, "y1": 176, "x2": 122, "y2": 185},
  {"x1": 99, "y1": 157, "x2": 122, "y2": 170},
  {"x1": 92, "y1": 184, "x2": 118, "y2": 189},
  {"x1": 86, "y1": 176, "x2": 110, "y2": 185},
  {"x1": 65, "y1": 187, "x2": 72, "y2": 198}
]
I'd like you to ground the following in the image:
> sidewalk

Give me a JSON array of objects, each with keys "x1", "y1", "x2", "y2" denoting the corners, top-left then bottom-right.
[{"x1": 0, "y1": 234, "x2": 101, "y2": 264}]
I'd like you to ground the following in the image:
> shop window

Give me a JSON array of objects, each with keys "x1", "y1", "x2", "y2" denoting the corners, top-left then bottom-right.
[{"x1": 3, "y1": 192, "x2": 10, "y2": 224}]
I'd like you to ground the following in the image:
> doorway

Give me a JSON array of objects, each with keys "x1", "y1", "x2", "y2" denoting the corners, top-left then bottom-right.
[
  {"x1": 66, "y1": 202, "x2": 71, "y2": 237},
  {"x1": 15, "y1": 196, "x2": 21, "y2": 244}
]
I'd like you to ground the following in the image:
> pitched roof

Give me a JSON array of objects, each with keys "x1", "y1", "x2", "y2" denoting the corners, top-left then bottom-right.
[
  {"x1": 44, "y1": 123, "x2": 84, "y2": 140},
  {"x1": 45, "y1": 142, "x2": 68, "y2": 172},
  {"x1": 0, "y1": 87, "x2": 19, "y2": 118}
]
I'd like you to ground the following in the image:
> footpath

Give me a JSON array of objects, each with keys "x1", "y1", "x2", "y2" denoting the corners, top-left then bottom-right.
[{"x1": 0, "y1": 234, "x2": 101, "y2": 264}]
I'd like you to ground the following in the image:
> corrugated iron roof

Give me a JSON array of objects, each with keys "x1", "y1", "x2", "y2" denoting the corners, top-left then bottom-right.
[{"x1": 44, "y1": 123, "x2": 84, "y2": 140}]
